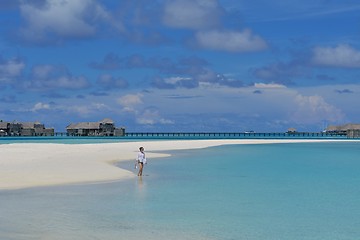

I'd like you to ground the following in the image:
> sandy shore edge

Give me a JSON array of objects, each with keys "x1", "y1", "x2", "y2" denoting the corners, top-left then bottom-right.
[{"x1": 0, "y1": 139, "x2": 358, "y2": 190}]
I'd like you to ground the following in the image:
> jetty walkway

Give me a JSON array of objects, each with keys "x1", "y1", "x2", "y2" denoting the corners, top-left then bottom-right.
[
  {"x1": 42, "y1": 131, "x2": 355, "y2": 139},
  {"x1": 123, "y1": 132, "x2": 347, "y2": 139}
]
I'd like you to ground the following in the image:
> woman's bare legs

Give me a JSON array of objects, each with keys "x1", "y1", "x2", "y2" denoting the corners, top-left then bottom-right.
[{"x1": 138, "y1": 162, "x2": 143, "y2": 176}]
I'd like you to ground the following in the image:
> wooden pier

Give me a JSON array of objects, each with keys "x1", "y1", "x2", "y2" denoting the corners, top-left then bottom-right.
[
  {"x1": 55, "y1": 132, "x2": 67, "y2": 136},
  {"x1": 124, "y1": 132, "x2": 348, "y2": 138},
  {"x1": 3, "y1": 131, "x2": 353, "y2": 138}
]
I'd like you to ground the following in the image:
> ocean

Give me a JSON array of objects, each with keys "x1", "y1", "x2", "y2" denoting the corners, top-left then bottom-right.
[{"x1": 1, "y1": 141, "x2": 360, "y2": 239}]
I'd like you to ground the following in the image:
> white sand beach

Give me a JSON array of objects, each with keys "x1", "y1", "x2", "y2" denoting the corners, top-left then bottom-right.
[{"x1": 0, "y1": 139, "x2": 358, "y2": 190}]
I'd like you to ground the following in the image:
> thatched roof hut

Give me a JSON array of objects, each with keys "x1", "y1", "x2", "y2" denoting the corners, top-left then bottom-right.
[
  {"x1": 66, "y1": 118, "x2": 123, "y2": 136},
  {"x1": 66, "y1": 122, "x2": 100, "y2": 130},
  {"x1": 0, "y1": 122, "x2": 9, "y2": 130},
  {"x1": 287, "y1": 128, "x2": 297, "y2": 133},
  {"x1": 326, "y1": 123, "x2": 360, "y2": 132},
  {"x1": 0, "y1": 121, "x2": 53, "y2": 136},
  {"x1": 100, "y1": 118, "x2": 114, "y2": 124}
]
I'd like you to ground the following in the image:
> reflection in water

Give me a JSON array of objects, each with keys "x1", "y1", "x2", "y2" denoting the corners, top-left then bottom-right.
[
  {"x1": 136, "y1": 176, "x2": 146, "y2": 199},
  {"x1": 137, "y1": 176, "x2": 143, "y2": 188}
]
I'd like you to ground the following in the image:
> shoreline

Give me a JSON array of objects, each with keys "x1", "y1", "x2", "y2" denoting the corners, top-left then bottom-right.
[{"x1": 1, "y1": 139, "x2": 359, "y2": 190}]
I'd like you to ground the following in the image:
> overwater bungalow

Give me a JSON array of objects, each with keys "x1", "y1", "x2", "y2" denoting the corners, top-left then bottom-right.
[
  {"x1": 0, "y1": 121, "x2": 54, "y2": 136},
  {"x1": 287, "y1": 128, "x2": 297, "y2": 133},
  {"x1": 326, "y1": 123, "x2": 360, "y2": 138},
  {"x1": 66, "y1": 118, "x2": 125, "y2": 136}
]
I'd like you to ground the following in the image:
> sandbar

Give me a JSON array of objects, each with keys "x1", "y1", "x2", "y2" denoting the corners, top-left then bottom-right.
[{"x1": 0, "y1": 139, "x2": 358, "y2": 190}]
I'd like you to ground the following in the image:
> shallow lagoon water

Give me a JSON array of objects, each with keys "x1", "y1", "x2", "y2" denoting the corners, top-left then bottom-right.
[{"x1": 1, "y1": 142, "x2": 360, "y2": 239}]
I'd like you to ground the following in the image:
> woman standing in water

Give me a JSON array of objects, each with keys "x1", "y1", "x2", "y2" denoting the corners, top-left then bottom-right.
[{"x1": 136, "y1": 147, "x2": 146, "y2": 176}]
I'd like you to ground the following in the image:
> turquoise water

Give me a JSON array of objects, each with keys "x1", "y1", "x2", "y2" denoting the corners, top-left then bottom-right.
[{"x1": 1, "y1": 142, "x2": 360, "y2": 239}]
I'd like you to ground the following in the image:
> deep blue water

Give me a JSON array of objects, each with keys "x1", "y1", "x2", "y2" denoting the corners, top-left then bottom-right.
[{"x1": 1, "y1": 141, "x2": 360, "y2": 239}]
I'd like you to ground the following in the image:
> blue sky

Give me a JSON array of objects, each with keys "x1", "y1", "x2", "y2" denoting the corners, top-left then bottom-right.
[{"x1": 0, "y1": 0, "x2": 360, "y2": 132}]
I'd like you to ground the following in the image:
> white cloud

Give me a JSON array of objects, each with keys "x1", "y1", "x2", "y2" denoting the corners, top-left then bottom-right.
[
  {"x1": 136, "y1": 108, "x2": 174, "y2": 125},
  {"x1": 97, "y1": 74, "x2": 128, "y2": 89},
  {"x1": 117, "y1": 94, "x2": 143, "y2": 108},
  {"x1": 312, "y1": 44, "x2": 360, "y2": 68},
  {"x1": 195, "y1": 29, "x2": 268, "y2": 52},
  {"x1": 163, "y1": 0, "x2": 222, "y2": 29},
  {"x1": 20, "y1": 0, "x2": 94, "y2": 39},
  {"x1": 53, "y1": 76, "x2": 89, "y2": 89},
  {"x1": 164, "y1": 77, "x2": 192, "y2": 84},
  {"x1": 29, "y1": 64, "x2": 90, "y2": 90},
  {"x1": 92, "y1": 103, "x2": 110, "y2": 111},
  {"x1": 130, "y1": 84, "x2": 350, "y2": 131},
  {"x1": 117, "y1": 94, "x2": 173, "y2": 125},
  {"x1": 67, "y1": 105, "x2": 92, "y2": 115},
  {"x1": 292, "y1": 94, "x2": 345, "y2": 124},
  {"x1": 19, "y1": 0, "x2": 123, "y2": 42},
  {"x1": 0, "y1": 57, "x2": 25, "y2": 83},
  {"x1": 32, "y1": 65, "x2": 54, "y2": 79},
  {"x1": 61, "y1": 102, "x2": 109, "y2": 117},
  {"x1": 32, "y1": 102, "x2": 51, "y2": 112},
  {"x1": 254, "y1": 83, "x2": 287, "y2": 89},
  {"x1": 29, "y1": 101, "x2": 110, "y2": 116}
]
